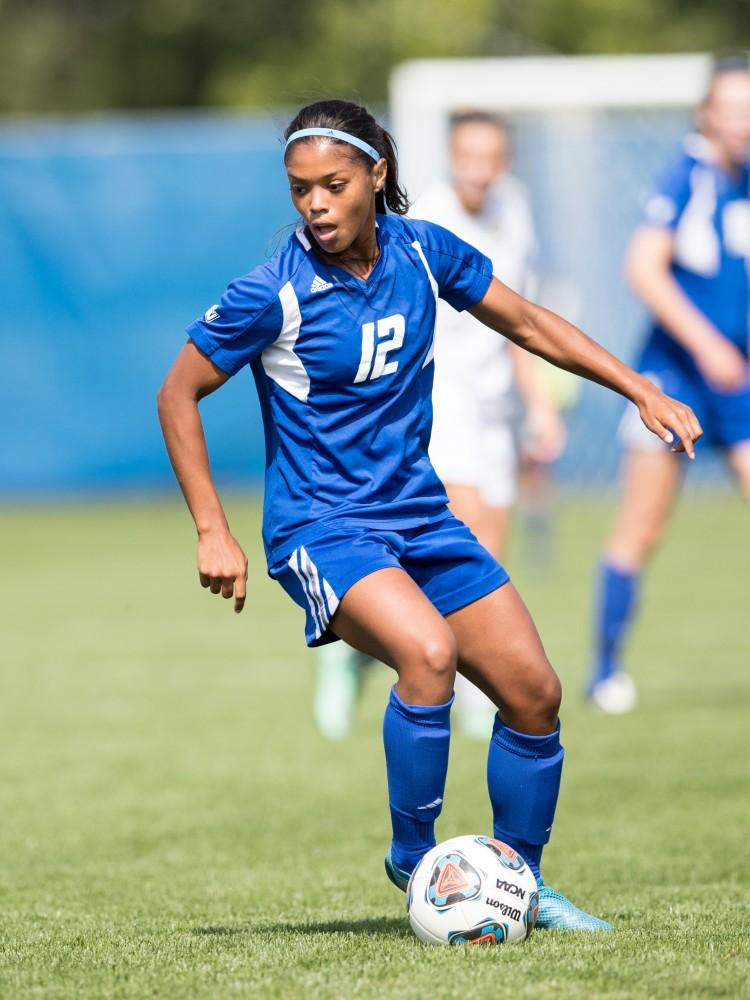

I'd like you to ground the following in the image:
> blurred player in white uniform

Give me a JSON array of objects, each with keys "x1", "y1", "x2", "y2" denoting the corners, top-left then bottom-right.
[
  {"x1": 312, "y1": 110, "x2": 564, "y2": 740},
  {"x1": 418, "y1": 110, "x2": 565, "y2": 737}
]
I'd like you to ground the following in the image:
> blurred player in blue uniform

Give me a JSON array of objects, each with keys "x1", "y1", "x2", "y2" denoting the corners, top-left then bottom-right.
[
  {"x1": 587, "y1": 60, "x2": 750, "y2": 714},
  {"x1": 158, "y1": 99, "x2": 700, "y2": 931}
]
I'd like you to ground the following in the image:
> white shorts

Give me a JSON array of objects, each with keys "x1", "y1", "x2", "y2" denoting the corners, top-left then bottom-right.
[{"x1": 430, "y1": 393, "x2": 519, "y2": 509}]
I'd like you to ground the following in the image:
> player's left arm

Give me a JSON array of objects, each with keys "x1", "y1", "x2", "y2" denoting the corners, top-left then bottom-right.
[{"x1": 470, "y1": 276, "x2": 702, "y2": 457}]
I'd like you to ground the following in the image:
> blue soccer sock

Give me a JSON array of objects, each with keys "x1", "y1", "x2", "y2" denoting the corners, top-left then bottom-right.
[
  {"x1": 590, "y1": 561, "x2": 639, "y2": 689},
  {"x1": 383, "y1": 685, "x2": 453, "y2": 873},
  {"x1": 486, "y1": 715, "x2": 564, "y2": 882}
]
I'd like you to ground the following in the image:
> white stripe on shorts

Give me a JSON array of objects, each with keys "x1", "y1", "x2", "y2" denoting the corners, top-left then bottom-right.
[
  {"x1": 287, "y1": 546, "x2": 339, "y2": 640},
  {"x1": 288, "y1": 548, "x2": 323, "y2": 637}
]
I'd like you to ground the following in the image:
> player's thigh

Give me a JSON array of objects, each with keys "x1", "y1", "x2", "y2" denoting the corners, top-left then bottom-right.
[
  {"x1": 727, "y1": 440, "x2": 750, "y2": 500},
  {"x1": 329, "y1": 567, "x2": 457, "y2": 700},
  {"x1": 446, "y1": 582, "x2": 560, "y2": 734},
  {"x1": 606, "y1": 449, "x2": 682, "y2": 568}
]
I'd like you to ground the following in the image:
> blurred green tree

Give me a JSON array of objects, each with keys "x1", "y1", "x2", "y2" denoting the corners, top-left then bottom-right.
[{"x1": 0, "y1": 0, "x2": 747, "y2": 113}]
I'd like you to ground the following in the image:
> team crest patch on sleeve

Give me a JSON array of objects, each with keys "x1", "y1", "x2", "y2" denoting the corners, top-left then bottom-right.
[
  {"x1": 203, "y1": 305, "x2": 220, "y2": 322},
  {"x1": 427, "y1": 852, "x2": 481, "y2": 908},
  {"x1": 309, "y1": 274, "x2": 334, "y2": 293}
]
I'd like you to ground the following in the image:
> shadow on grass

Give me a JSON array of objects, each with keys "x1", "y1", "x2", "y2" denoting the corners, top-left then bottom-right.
[{"x1": 194, "y1": 917, "x2": 410, "y2": 939}]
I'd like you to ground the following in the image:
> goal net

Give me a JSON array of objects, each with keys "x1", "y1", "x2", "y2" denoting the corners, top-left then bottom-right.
[{"x1": 390, "y1": 53, "x2": 725, "y2": 487}]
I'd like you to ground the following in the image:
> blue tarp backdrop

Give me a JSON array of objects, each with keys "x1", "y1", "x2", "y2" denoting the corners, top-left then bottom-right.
[
  {"x1": 0, "y1": 110, "x2": 725, "y2": 497},
  {"x1": 1, "y1": 114, "x2": 294, "y2": 497}
]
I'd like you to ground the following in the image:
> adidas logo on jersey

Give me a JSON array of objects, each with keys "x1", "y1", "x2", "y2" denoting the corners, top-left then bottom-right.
[{"x1": 310, "y1": 274, "x2": 334, "y2": 293}]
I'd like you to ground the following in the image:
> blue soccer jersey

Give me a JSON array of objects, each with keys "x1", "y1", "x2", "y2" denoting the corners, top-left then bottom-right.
[
  {"x1": 187, "y1": 214, "x2": 493, "y2": 565},
  {"x1": 639, "y1": 133, "x2": 750, "y2": 371}
]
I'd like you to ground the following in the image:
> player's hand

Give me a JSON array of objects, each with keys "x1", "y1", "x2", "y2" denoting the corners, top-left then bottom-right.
[
  {"x1": 523, "y1": 402, "x2": 567, "y2": 464},
  {"x1": 694, "y1": 337, "x2": 747, "y2": 393},
  {"x1": 197, "y1": 527, "x2": 248, "y2": 613},
  {"x1": 635, "y1": 378, "x2": 703, "y2": 459}
]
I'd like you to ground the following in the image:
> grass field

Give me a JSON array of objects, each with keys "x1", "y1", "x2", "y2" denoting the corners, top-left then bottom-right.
[{"x1": 1, "y1": 494, "x2": 748, "y2": 999}]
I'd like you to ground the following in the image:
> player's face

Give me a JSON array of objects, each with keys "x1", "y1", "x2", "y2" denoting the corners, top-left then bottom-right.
[
  {"x1": 450, "y1": 122, "x2": 508, "y2": 214},
  {"x1": 286, "y1": 142, "x2": 386, "y2": 255},
  {"x1": 701, "y1": 71, "x2": 750, "y2": 166}
]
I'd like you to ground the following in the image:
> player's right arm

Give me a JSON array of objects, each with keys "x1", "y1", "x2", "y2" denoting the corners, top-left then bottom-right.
[
  {"x1": 624, "y1": 226, "x2": 746, "y2": 392},
  {"x1": 157, "y1": 342, "x2": 248, "y2": 613}
]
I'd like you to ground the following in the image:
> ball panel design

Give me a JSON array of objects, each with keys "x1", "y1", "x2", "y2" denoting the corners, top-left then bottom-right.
[{"x1": 406, "y1": 834, "x2": 538, "y2": 946}]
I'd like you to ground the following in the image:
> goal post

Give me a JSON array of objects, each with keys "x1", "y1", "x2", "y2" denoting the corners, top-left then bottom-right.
[
  {"x1": 389, "y1": 53, "x2": 727, "y2": 486},
  {"x1": 390, "y1": 53, "x2": 712, "y2": 197}
]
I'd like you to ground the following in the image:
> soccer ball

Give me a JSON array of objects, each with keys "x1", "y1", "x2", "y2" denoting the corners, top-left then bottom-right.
[{"x1": 406, "y1": 835, "x2": 539, "y2": 946}]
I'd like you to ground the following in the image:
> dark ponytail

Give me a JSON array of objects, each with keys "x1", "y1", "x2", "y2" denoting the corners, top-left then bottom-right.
[{"x1": 284, "y1": 99, "x2": 410, "y2": 216}]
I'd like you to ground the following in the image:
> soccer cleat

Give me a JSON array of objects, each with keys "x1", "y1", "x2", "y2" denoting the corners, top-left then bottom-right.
[
  {"x1": 588, "y1": 671, "x2": 637, "y2": 715},
  {"x1": 535, "y1": 880, "x2": 613, "y2": 932},
  {"x1": 384, "y1": 852, "x2": 412, "y2": 892}
]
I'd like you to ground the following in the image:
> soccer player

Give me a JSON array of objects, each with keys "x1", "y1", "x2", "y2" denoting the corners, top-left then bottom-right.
[
  {"x1": 587, "y1": 60, "x2": 750, "y2": 714},
  {"x1": 158, "y1": 99, "x2": 700, "y2": 931},
  {"x1": 418, "y1": 109, "x2": 565, "y2": 738},
  {"x1": 313, "y1": 110, "x2": 565, "y2": 742}
]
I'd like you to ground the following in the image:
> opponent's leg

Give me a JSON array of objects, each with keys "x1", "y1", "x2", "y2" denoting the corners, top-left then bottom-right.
[
  {"x1": 445, "y1": 483, "x2": 509, "y2": 739},
  {"x1": 445, "y1": 482, "x2": 510, "y2": 558},
  {"x1": 448, "y1": 584, "x2": 611, "y2": 931},
  {"x1": 312, "y1": 642, "x2": 371, "y2": 740},
  {"x1": 329, "y1": 568, "x2": 456, "y2": 881},
  {"x1": 588, "y1": 449, "x2": 681, "y2": 712},
  {"x1": 727, "y1": 440, "x2": 750, "y2": 501}
]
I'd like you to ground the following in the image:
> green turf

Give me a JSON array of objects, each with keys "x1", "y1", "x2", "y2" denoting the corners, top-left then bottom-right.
[{"x1": 1, "y1": 494, "x2": 748, "y2": 999}]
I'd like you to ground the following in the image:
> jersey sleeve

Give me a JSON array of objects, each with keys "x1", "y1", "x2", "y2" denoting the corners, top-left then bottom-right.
[
  {"x1": 640, "y1": 151, "x2": 693, "y2": 231},
  {"x1": 411, "y1": 220, "x2": 493, "y2": 311},
  {"x1": 186, "y1": 266, "x2": 283, "y2": 375}
]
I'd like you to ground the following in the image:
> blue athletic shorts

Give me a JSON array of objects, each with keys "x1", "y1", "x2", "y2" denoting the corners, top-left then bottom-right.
[
  {"x1": 269, "y1": 513, "x2": 509, "y2": 647},
  {"x1": 620, "y1": 358, "x2": 750, "y2": 452}
]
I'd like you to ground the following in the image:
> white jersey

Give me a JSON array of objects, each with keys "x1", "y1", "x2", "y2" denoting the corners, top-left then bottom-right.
[
  {"x1": 414, "y1": 177, "x2": 538, "y2": 506},
  {"x1": 414, "y1": 176, "x2": 538, "y2": 419}
]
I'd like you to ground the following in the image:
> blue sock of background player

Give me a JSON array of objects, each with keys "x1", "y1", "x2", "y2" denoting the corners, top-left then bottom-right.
[
  {"x1": 589, "y1": 561, "x2": 639, "y2": 689},
  {"x1": 383, "y1": 686, "x2": 453, "y2": 873}
]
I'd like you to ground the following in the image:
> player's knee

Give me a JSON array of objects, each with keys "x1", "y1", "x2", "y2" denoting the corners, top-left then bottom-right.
[
  {"x1": 399, "y1": 628, "x2": 457, "y2": 702},
  {"x1": 536, "y1": 669, "x2": 562, "y2": 717},
  {"x1": 417, "y1": 630, "x2": 457, "y2": 682},
  {"x1": 504, "y1": 657, "x2": 560, "y2": 729},
  {"x1": 641, "y1": 516, "x2": 668, "y2": 555}
]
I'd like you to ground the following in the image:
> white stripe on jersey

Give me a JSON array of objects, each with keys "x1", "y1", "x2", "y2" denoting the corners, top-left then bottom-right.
[
  {"x1": 261, "y1": 281, "x2": 311, "y2": 402},
  {"x1": 412, "y1": 240, "x2": 439, "y2": 369},
  {"x1": 295, "y1": 227, "x2": 312, "y2": 251}
]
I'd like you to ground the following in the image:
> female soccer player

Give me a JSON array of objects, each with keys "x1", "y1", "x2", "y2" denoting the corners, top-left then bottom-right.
[
  {"x1": 312, "y1": 109, "x2": 565, "y2": 742},
  {"x1": 158, "y1": 99, "x2": 700, "y2": 932},
  {"x1": 586, "y1": 60, "x2": 750, "y2": 714}
]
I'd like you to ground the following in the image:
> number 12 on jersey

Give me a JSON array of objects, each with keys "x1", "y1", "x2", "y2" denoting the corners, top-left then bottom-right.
[{"x1": 354, "y1": 314, "x2": 405, "y2": 383}]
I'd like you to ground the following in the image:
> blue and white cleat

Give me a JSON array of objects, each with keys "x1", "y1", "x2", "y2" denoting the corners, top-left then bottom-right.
[
  {"x1": 384, "y1": 852, "x2": 412, "y2": 893},
  {"x1": 536, "y1": 880, "x2": 613, "y2": 932}
]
